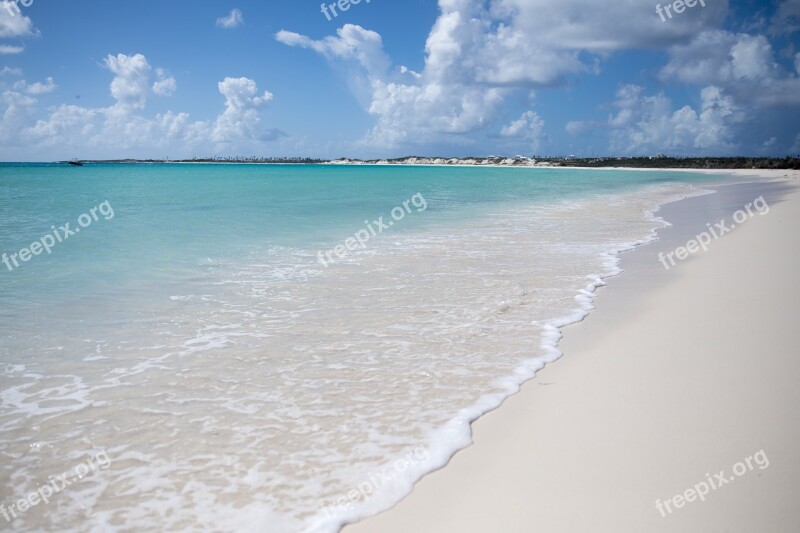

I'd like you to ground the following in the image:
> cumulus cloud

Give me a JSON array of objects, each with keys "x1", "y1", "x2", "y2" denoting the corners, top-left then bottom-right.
[
  {"x1": 12, "y1": 76, "x2": 57, "y2": 94},
  {"x1": 0, "y1": 76, "x2": 57, "y2": 142},
  {"x1": 278, "y1": 20, "x2": 508, "y2": 148},
  {"x1": 608, "y1": 84, "x2": 744, "y2": 154},
  {"x1": 2, "y1": 52, "x2": 278, "y2": 157},
  {"x1": 500, "y1": 111, "x2": 543, "y2": 137},
  {"x1": 730, "y1": 34, "x2": 777, "y2": 80},
  {"x1": 212, "y1": 77, "x2": 273, "y2": 142},
  {"x1": 660, "y1": 30, "x2": 800, "y2": 108},
  {"x1": 0, "y1": 88, "x2": 37, "y2": 143},
  {"x1": 26, "y1": 104, "x2": 98, "y2": 138},
  {"x1": 105, "y1": 53, "x2": 153, "y2": 109},
  {"x1": 152, "y1": 68, "x2": 177, "y2": 96},
  {"x1": 0, "y1": 7, "x2": 35, "y2": 38},
  {"x1": 660, "y1": 31, "x2": 772, "y2": 85},
  {"x1": 5, "y1": 0, "x2": 796, "y2": 157},
  {"x1": 498, "y1": 110, "x2": 546, "y2": 151},
  {"x1": 277, "y1": 0, "x2": 730, "y2": 151},
  {"x1": 494, "y1": 0, "x2": 727, "y2": 52},
  {"x1": 217, "y1": 8, "x2": 244, "y2": 29}
]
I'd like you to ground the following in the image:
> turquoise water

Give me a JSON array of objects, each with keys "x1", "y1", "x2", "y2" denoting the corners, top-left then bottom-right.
[
  {"x1": 0, "y1": 163, "x2": 734, "y2": 532},
  {"x1": 0, "y1": 163, "x2": 710, "y2": 299},
  {"x1": 1, "y1": 163, "x2": 687, "y2": 312}
]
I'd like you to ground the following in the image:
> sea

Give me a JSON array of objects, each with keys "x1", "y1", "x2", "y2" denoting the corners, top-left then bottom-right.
[{"x1": 0, "y1": 163, "x2": 740, "y2": 531}]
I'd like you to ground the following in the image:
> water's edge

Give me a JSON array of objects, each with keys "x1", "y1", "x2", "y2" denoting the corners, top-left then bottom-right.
[{"x1": 331, "y1": 182, "x2": 730, "y2": 533}]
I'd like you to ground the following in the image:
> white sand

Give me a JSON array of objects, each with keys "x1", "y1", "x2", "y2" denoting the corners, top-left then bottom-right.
[{"x1": 347, "y1": 169, "x2": 800, "y2": 532}]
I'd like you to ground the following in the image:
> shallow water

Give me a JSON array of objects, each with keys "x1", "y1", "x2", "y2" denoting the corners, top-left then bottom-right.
[{"x1": 0, "y1": 163, "x2": 737, "y2": 531}]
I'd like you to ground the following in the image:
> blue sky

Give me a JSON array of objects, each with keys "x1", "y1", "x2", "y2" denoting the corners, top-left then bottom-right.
[{"x1": 1, "y1": 0, "x2": 799, "y2": 160}]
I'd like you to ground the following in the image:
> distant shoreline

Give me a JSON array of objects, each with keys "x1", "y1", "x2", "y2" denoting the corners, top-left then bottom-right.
[{"x1": 39, "y1": 156, "x2": 800, "y2": 170}]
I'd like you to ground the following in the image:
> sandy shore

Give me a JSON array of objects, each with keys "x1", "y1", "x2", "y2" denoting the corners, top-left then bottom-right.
[{"x1": 347, "y1": 169, "x2": 800, "y2": 532}]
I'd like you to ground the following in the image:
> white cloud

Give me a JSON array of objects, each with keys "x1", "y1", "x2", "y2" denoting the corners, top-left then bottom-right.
[
  {"x1": 26, "y1": 104, "x2": 98, "y2": 138},
  {"x1": 16, "y1": 76, "x2": 57, "y2": 95},
  {"x1": 660, "y1": 30, "x2": 800, "y2": 108},
  {"x1": 105, "y1": 53, "x2": 153, "y2": 110},
  {"x1": 2, "y1": 52, "x2": 278, "y2": 158},
  {"x1": 608, "y1": 84, "x2": 744, "y2": 154},
  {"x1": 276, "y1": 25, "x2": 390, "y2": 77},
  {"x1": 501, "y1": 110, "x2": 544, "y2": 140},
  {"x1": 156, "y1": 111, "x2": 191, "y2": 139},
  {"x1": 0, "y1": 88, "x2": 36, "y2": 142},
  {"x1": 212, "y1": 77, "x2": 273, "y2": 143},
  {"x1": 278, "y1": 21, "x2": 508, "y2": 148},
  {"x1": 152, "y1": 68, "x2": 176, "y2": 96},
  {"x1": 500, "y1": 111, "x2": 542, "y2": 137},
  {"x1": 399, "y1": 66, "x2": 421, "y2": 79},
  {"x1": 730, "y1": 34, "x2": 776, "y2": 80},
  {"x1": 277, "y1": 0, "x2": 729, "y2": 151},
  {"x1": 414, "y1": 1, "x2": 589, "y2": 87},
  {"x1": 365, "y1": 80, "x2": 505, "y2": 147},
  {"x1": 216, "y1": 8, "x2": 244, "y2": 29},
  {"x1": 499, "y1": 110, "x2": 545, "y2": 151},
  {"x1": 0, "y1": 44, "x2": 24, "y2": 54},
  {"x1": 659, "y1": 31, "x2": 773, "y2": 85},
  {"x1": 495, "y1": 0, "x2": 728, "y2": 52},
  {"x1": 0, "y1": 7, "x2": 35, "y2": 38}
]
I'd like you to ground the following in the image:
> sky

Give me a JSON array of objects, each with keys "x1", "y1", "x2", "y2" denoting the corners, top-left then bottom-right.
[{"x1": 1, "y1": 0, "x2": 799, "y2": 160}]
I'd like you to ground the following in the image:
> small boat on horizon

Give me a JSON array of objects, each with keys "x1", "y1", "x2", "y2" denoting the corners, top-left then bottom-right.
[{"x1": 67, "y1": 159, "x2": 84, "y2": 166}]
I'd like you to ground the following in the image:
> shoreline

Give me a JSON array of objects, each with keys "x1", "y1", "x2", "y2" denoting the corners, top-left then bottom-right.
[
  {"x1": 345, "y1": 169, "x2": 800, "y2": 532},
  {"x1": 9, "y1": 160, "x2": 798, "y2": 173}
]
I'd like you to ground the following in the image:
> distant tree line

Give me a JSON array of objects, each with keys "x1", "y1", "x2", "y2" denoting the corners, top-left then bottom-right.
[
  {"x1": 78, "y1": 155, "x2": 799, "y2": 169},
  {"x1": 541, "y1": 156, "x2": 800, "y2": 170}
]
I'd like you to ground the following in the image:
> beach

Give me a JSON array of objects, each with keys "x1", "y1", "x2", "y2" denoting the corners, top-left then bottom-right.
[
  {"x1": 347, "y1": 169, "x2": 800, "y2": 533},
  {"x1": 2, "y1": 164, "x2": 797, "y2": 531},
  {"x1": 5, "y1": 1, "x2": 800, "y2": 530}
]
